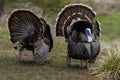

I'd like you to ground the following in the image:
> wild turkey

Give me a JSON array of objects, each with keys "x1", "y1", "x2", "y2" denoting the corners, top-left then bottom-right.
[
  {"x1": 8, "y1": 9, "x2": 53, "y2": 64},
  {"x1": 55, "y1": 3, "x2": 101, "y2": 68}
]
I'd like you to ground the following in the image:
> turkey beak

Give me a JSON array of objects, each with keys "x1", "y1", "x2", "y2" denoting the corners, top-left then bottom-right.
[{"x1": 85, "y1": 28, "x2": 92, "y2": 43}]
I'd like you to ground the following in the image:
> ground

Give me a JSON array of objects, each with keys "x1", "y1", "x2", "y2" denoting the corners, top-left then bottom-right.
[{"x1": 0, "y1": 28, "x2": 98, "y2": 80}]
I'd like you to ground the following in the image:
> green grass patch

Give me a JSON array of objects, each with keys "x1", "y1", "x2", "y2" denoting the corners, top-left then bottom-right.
[{"x1": 96, "y1": 11, "x2": 120, "y2": 41}]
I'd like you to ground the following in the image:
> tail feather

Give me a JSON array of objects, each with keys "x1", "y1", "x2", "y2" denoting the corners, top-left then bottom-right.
[
  {"x1": 8, "y1": 9, "x2": 44, "y2": 43},
  {"x1": 93, "y1": 20, "x2": 101, "y2": 37},
  {"x1": 55, "y1": 3, "x2": 100, "y2": 39}
]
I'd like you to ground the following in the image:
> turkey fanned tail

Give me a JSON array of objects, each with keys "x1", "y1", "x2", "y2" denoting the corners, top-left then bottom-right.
[{"x1": 8, "y1": 9, "x2": 44, "y2": 43}]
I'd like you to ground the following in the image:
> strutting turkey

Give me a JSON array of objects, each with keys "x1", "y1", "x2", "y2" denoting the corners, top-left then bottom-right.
[
  {"x1": 55, "y1": 3, "x2": 101, "y2": 68},
  {"x1": 8, "y1": 9, "x2": 53, "y2": 64}
]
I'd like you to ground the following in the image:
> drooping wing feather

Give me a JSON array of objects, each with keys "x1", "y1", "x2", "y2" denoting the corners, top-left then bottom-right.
[
  {"x1": 39, "y1": 18, "x2": 53, "y2": 51},
  {"x1": 8, "y1": 9, "x2": 44, "y2": 43},
  {"x1": 34, "y1": 38, "x2": 50, "y2": 64}
]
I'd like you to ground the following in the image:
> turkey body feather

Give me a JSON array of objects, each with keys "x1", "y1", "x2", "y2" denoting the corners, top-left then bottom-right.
[{"x1": 68, "y1": 35, "x2": 100, "y2": 60}]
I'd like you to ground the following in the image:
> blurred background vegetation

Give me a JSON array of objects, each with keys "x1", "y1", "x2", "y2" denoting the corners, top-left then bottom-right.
[
  {"x1": 0, "y1": 0, "x2": 119, "y2": 80},
  {"x1": 1, "y1": 0, "x2": 120, "y2": 41}
]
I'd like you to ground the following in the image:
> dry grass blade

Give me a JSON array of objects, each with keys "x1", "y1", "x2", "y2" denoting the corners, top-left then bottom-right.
[{"x1": 92, "y1": 47, "x2": 120, "y2": 80}]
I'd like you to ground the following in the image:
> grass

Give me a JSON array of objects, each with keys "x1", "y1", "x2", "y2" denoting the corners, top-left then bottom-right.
[
  {"x1": 0, "y1": 27, "x2": 98, "y2": 80},
  {"x1": 92, "y1": 47, "x2": 120, "y2": 80},
  {"x1": 96, "y1": 11, "x2": 120, "y2": 41}
]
